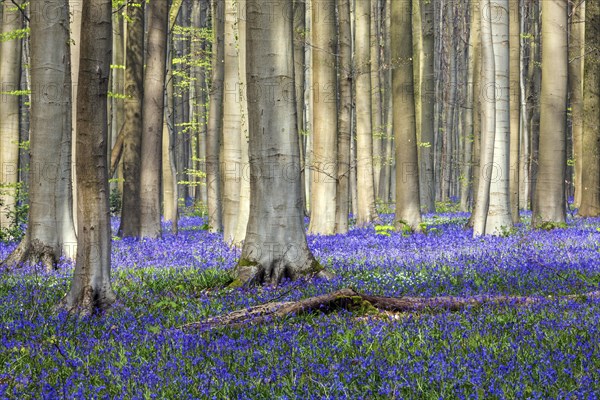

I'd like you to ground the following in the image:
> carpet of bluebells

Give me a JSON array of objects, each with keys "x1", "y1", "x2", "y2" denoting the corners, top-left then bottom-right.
[{"x1": 1, "y1": 211, "x2": 600, "y2": 399}]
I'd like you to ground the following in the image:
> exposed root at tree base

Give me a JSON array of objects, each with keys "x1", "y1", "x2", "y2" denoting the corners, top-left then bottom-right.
[
  {"x1": 180, "y1": 288, "x2": 600, "y2": 331},
  {"x1": 1, "y1": 239, "x2": 60, "y2": 272}
]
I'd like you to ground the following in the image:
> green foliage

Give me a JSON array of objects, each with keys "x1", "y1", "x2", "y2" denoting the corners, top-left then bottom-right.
[
  {"x1": 435, "y1": 199, "x2": 461, "y2": 213},
  {"x1": 374, "y1": 224, "x2": 394, "y2": 237},
  {"x1": 0, "y1": 183, "x2": 28, "y2": 242},
  {"x1": 109, "y1": 188, "x2": 122, "y2": 215},
  {"x1": 537, "y1": 221, "x2": 569, "y2": 231},
  {"x1": 0, "y1": 28, "x2": 29, "y2": 42}
]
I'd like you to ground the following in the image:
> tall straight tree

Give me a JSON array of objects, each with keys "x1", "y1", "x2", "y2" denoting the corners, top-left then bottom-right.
[
  {"x1": 206, "y1": 0, "x2": 224, "y2": 233},
  {"x1": 473, "y1": 0, "x2": 497, "y2": 236},
  {"x1": 308, "y1": 0, "x2": 338, "y2": 235},
  {"x1": 335, "y1": 0, "x2": 352, "y2": 234},
  {"x1": 118, "y1": 1, "x2": 145, "y2": 237},
  {"x1": 532, "y1": 0, "x2": 568, "y2": 226},
  {"x1": 234, "y1": 0, "x2": 330, "y2": 286},
  {"x1": 418, "y1": 0, "x2": 436, "y2": 212},
  {"x1": 139, "y1": 0, "x2": 168, "y2": 238},
  {"x1": 221, "y1": 0, "x2": 242, "y2": 243},
  {"x1": 509, "y1": 0, "x2": 520, "y2": 222},
  {"x1": 0, "y1": 0, "x2": 22, "y2": 231},
  {"x1": 2, "y1": 0, "x2": 77, "y2": 270},
  {"x1": 485, "y1": 0, "x2": 513, "y2": 235},
  {"x1": 578, "y1": 0, "x2": 599, "y2": 216},
  {"x1": 392, "y1": 0, "x2": 422, "y2": 231},
  {"x1": 354, "y1": 0, "x2": 379, "y2": 226},
  {"x1": 570, "y1": 1, "x2": 585, "y2": 208},
  {"x1": 61, "y1": 0, "x2": 115, "y2": 313}
]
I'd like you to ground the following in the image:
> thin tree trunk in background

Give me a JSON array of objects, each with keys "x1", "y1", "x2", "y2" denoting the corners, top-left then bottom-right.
[
  {"x1": 309, "y1": 0, "x2": 338, "y2": 235},
  {"x1": 293, "y1": 0, "x2": 307, "y2": 214},
  {"x1": 0, "y1": 0, "x2": 23, "y2": 232},
  {"x1": 62, "y1": 0, "x2": 115, "y2": 314},
  {"x1": 533, "y1": 0, "x2": 568, "y2": 226},
  {"x1": 528, "y1": 1, "x2": 541, "y2": 212},
  {"x1": 392, "y1": 0, "x2": 422, "y2": 231},
  {"x1": 221, "y1": 0, "x2": 242, "y2": 243},
  {"x1": 379, "y1": 0, "x2": 394, "y2": 204},
  {"x1": 570, "y1": 1, "x2": 585, "y2": 208},
  {"x1": 233, "y1": 7, "x2": 250, "y2": 245},
  {"x1": 118, "y1": 2, "x2": 144, "y2": 237},
  {"x1": 371, "y1": 0, "x2": 383, "y2": 197},
  {"x1": 206, "y1": 0, "x2": 224, "y2": 233},
  {"x1": 162, "y1": 43, "x2": 178, "y2": 232},
  {"x1": 111, "y1": 12, "x2": 125, "y2": 189},
  {"x1": 578, "y1": 0, "x2": 599, "y2": 216},
  {"x1": 509, "y1": 0, "x2": 520, "y2": 222},
  {"x1": 419, "y1": 0, "x2": 435, "y2": 212},
  {"x1": 336, "y1": 0, "x2": 352, "y2": 234},
  {"x1": 139, "y1": 0, "x2": 168, "y2": 239},
  {"x1": 518, "y1": 0, "x2": 530, "y2": 210},
  {"x1": 70, "y1": 0, "x2": 82, "y2": 230},
  {"x1": 461, "y1": 0, "x2": 480, "y2": 213},
  {"x1": 473, "y1": 0, "x2": 496, "y2": 236},
  {"x1": 355, "y1": 0, "x2": 379, "y2": 226}
]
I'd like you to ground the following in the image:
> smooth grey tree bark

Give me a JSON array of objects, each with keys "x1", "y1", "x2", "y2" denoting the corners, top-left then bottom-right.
[
  {"x1": 206, "y1": 0, "x2": 224, "y2": 233},
  {"x1": 532, "y1": 0, "x2": 568, "y2": 226},
  {"x1": 578, "y1": 0, "x2": 599, "y2": 217},
  {"x1": 335, "y1": 0, "x2": 352, "y2": 234},
  {"x1": 0, "y1": 0, "x2": 22, "y2": 231},
  {"x1": 354, "y1": 0, "x2": 379, "y2": 226},
  {"x1": 485, "y1": 0, "x2": 513, "y2": 235},
  {"x1": 392, "y1": 0, "x2": 422, "y2": 231},
  {"x1": 61, "y1": 0, "x2": 115, "y2": 314},
  {"x1": 139, "y1": 0, "x2": 168, "y2": 239},
  {"x1": 221, "y1": 0, "x2": 242, "y2": 243},
  {"x1": 308, "y1": 0, "x2": 338, "y2": 235},
  {"x1": 118, "y1": 2, "x2": 144, "y2": 237},
  {"x1": 570, "y1": 1, "x2": 585, "y2": 209},
  {"x1": 418, "y1": 0, "x2": 436, "y2": 212},
  {"x1": 234, "y1": 0, "x2": 330, "y2": 286},
  {"x1": 509, "y1": 0, "x2": 520, "y2": 222},
  {"x1": 2, "y1": 0, "x2": 77, "y2": 270}
]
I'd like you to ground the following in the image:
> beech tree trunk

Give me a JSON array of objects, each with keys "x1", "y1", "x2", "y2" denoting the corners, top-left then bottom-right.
[
  {"x1": 139, "y1": 0, "x2": 168, "y2": 239},
  {"x1": 0, "y1": 0, "x2": 22, "y2": 231},
  {"x1": 578, "y1": 0, "x2": 600, "y2": 216},
  {"x1": 392, "y1": 0, "x2": 422, "y2": 231},
  {"x1": 354, "y1": 0, "x2": 379, "y2": 226},
  {"x1": 206, "y1": 0, "x2": 224, "y2": 233},
  {"x1": 509, "y1": 0, "x2": 520, "y2": 222},
  {"x1": 234, "y1": 0, "x2": 330, "y2": 286},
  {"x1": 118, "y1": 2, "x2": 145, "y2": 237},
  {"x1": 308, "y1": 0, "x2": 338, "y2": 235},
  {"x1": 335, "y1": 0, "x2": 352, "y2": 234},
  {"x1": 2, "y1": 0, "x2": 77, "y2": 270},
  {"x1": 62, "y1": 0, "x2": 115, "y2": 314},
  {"x1": 533, "y1": 0, "x2": 568, "y2": 226}
]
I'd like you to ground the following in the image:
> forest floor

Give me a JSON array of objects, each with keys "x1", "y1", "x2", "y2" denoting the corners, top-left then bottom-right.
[{"x1": 1, "y1": 211, "x2": 599, "y2": 398}]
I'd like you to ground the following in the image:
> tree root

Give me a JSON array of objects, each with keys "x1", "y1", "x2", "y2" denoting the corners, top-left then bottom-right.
[{"x1": 180, "y1": 288, "x2": 600, "y2": 331}]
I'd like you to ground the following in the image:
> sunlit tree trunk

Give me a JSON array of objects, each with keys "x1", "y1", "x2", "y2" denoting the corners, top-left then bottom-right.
[
  {"x1": 118, "y1": 2, "x2": 144, "y2": 237},
  {"x1": 70, "y1": 0, "x2": 82, "y2": 230},
  {"x1": 293, "y1": 0, "x2": 307, "y2": 214},
  {"x1": 162, "y1": 63, "x2": 178, "y2": 232},
  {"x1": 206, "y1": 0, "x2": 224, "y2": 232},
  {"x1": 419, "y1": 0, "x2": 435, "y2": 212},
  {"x1": 0, "y1": 0, "x2": 22, "y2": 232},
  {"x1": 355, "y1": 0, "x2": 378, "y2": 226},
  {"x1": 484, "y1": 0, "x2": 513, "y2": 235},
  {"x1": 371, "y1": 0, "x2": 383, "y2": 196},
  {"x1": 139, "y1": 0, "x2": 168, "y2": 239},
  {"x1": 110, "y1": 11, "x2": 125, "y2": 191},
  {"x1": 532, "y1": 0, "x2": 568, "y2": 226},
  {"x1": 2, "y1": 0, "x2": 77, "y2": 270},
  {"x1": 578, "y1": 0, "x2": 599, "y2": 216},
  {"x1": 234, "y1": 0, "x2": 330, "y2": 286},
  {"x1": 570, "y1": 1, "x2": 585, "y2": 208},
  {"x1": 308, "y1": 0, "x2": 338, "y2": 235},
  {"x1": 233, "y1": 8, "x2": 250, "y2": 245},
  {"x1": 392, "y1": 0, "x2": 422, "y2": 231},
  {"x1": 473, "y1": 0, "x2": 496, "y2": 236},
  {"x1": 335, "y1": 0, "x2": 352, "y2": 234},
  {"x1": 62, "y1": 0, "x2": 115, "y2": 314},
  {"x1": 221, "y1": 0, "x2": 242, "y2": 243},
  {"x1": 509, "y1": 0, "x2": 520, "y2": 222}
]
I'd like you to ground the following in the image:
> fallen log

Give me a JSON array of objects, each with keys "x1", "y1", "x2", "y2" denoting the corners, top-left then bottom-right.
[{"x1": 180, "y1": 288, "x2": 600, "y2": 331}]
